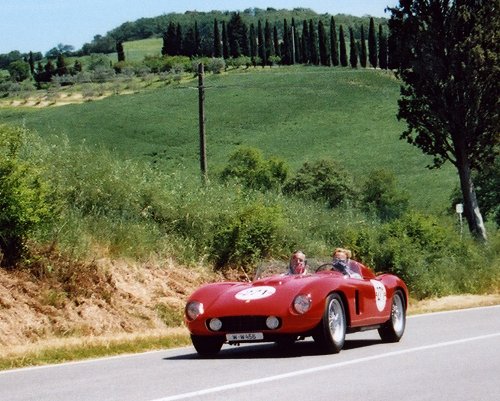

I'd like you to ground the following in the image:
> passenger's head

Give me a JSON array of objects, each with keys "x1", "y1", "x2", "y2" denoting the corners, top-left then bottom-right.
[
  {"x1": 290, "y1": 250, "x2": 306, "y2": 274},
  {"x1": 332, "y1": 247, "x2": 351, "y2": 263}
]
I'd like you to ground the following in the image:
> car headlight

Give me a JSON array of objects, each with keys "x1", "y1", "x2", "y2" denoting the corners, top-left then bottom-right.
[
  {"x1": 185, "y1": 301, "x2": 204, "y2": 321},
  {"x1": 293, "y1": 294, "x2": 312, "y2": 314}
]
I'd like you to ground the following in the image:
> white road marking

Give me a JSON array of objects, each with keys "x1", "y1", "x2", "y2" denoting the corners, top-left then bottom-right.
[{"x1": 150, "y1": 332, "x2": 500, "y2": 401}]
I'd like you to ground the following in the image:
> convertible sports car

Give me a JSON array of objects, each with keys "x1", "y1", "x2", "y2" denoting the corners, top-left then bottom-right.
[{"x1": 185, "y1": 259, "x2": 408, "y2": 356}]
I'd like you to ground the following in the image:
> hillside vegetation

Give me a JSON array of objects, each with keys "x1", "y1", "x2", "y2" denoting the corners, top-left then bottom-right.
[
  {"x1": 0, "y1": 66, "x2": 454, "y2": 210},
  {"x1": 0, "y1": 64, "x2": 498, "y2": 362}
]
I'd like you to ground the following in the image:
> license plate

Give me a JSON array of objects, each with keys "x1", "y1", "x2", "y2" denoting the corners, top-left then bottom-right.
[{"x1": 226, "y1": 332, "x2": 264, "y2": 341}]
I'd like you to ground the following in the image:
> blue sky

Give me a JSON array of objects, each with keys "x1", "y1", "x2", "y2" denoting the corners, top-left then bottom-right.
[{"x1": 1, "y1": 1, "x2": 398, "y2": 54}]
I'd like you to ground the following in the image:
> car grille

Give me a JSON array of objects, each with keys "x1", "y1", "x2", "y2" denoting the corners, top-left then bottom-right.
[{"x1": 208, "y1": 315, "x2": 281, "y2": 332}]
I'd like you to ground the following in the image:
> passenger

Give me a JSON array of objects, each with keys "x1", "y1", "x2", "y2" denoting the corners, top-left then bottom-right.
[
  {"x1": 289, "y1": 250, "x2": 308, "y2": 275},
  {"x1": 332, "y1": 247, "x2": 362, "y2": 279}
]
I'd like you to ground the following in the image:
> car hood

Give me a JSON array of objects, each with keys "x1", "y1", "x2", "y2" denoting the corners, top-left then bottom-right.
[{"x1": 195, "y1": 273, "x2": 341, "y2": 316}]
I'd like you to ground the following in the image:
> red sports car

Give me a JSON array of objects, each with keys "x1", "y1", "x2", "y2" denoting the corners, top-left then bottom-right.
[{"x1": 185, "y1": 259, "x2": 408, "y2": 356}]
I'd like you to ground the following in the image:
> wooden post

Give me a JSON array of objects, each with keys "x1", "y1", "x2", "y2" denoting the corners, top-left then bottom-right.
[{"x1": 198, "y1": 63, "x2": 207, "y2": 183}]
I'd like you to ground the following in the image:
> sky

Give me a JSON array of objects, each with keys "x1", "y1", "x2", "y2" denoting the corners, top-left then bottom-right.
[{"x1": 0, "y1": 1, "x2": 399, "y2": 55}]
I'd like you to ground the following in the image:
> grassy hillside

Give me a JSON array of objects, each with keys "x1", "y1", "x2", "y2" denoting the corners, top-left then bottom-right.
[
  {"x1": 123, "y1": 38, "x2": 163, "y2": 61},
  {"x1": 0, "y1": 66, "x2": 455, "y2": 212}
]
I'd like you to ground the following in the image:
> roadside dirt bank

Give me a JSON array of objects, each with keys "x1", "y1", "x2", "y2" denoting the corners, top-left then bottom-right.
[{"x1": 1, "y1": 259, "x2": 498, "y2": 356}]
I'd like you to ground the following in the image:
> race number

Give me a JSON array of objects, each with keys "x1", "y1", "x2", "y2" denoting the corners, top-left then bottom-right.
[
  {"x1": 370, "y1": 280, "x2": 387, "y2": 312},
  {"x1": 235, "y1": 286, "x2": 276, "y2": 300}
]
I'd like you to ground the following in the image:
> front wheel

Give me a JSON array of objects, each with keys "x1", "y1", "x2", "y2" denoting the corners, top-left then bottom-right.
[
  {"x1": 378, "y1": 290, "x2": 406, "y2": 342},
  {"x1": 191, "y1": 335, "x2": 224, "y2": 356},
  {"x1": 313, "y1": 293, "x2": 346, "y2": 354}
]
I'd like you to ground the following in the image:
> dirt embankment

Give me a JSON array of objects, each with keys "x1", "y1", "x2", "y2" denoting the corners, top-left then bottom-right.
[
  {"x1": 0, "y1": 258, "x2": 215, "y2": 348},
  {"x1": 0, "y1": 258, "x2": 499, "y2": 351}
]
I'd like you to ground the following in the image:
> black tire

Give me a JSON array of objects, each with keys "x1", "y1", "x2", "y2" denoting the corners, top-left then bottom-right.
[
  {"x1": 191, "y1": 335, "x2": 224, "y2": 356},
  {"x1": 378, "y1": 290, "x2": 406, "y2": 343},
  {"x1": 313, "y1": 293, "x2": 346, "y2": 354}
]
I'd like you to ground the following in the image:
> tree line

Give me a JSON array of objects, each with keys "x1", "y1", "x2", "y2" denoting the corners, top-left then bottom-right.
[
  {"x1": 154, "y1": 14, "x2": 390, "y2": 69},
  {"x1": 1, "y1": 10, "x2": 393, "y2": 84}
]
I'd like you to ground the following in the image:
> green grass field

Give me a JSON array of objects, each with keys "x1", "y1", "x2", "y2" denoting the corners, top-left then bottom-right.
[
  {"x1": 123, "y1": 38, "x2": 163, "y2": 61},
  {"x1": 0, "y1": 66, "x2": 456, "y2": 212}
]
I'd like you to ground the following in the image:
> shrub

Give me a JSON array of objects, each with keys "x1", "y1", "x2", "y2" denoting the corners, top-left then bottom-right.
[
  {"x1": 361, "y1": 169, "x2": 409, "y2": 221},
  {"x1": 220, "y1": 147, "x2": 288, "y2": 191},
  {"x1": 211, "y1": 202, "x2": 286, "y2": 270},
  {"x1": 284, "y1": 159, "x2": 357, "y2": 208},
  {"x1": 205, "y1": 57, "x2": 226, "y2": 74},
  {"x1": 370, "y1": 211, "x2": 499, "y2": 298},
  {"x1": 0, "y1": 125, "x2": 53, "y2": 267}
]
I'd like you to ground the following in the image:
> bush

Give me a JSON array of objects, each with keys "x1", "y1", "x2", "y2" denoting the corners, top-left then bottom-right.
[
  {"x1": 361, "y1": 169, "x2": 409, "y2": 221},
  {"x1": 370, "y1": 211, "x2": 500, "y2": 298},
  {"x1": 211, "y1": 202, "x2": 286, "y2": 270},
  {"x1": 0, "y1": 125, "x2": 53, "y2": 267},
  {"x1": 284, "y1": 159, "x2": 357, "y2": 208},
  {"x1": 205, "y1": 58, "x2": 226, "y2": 74},
  {"x1": 220, "y1": 147, "x2": 288, "y2": 191}
]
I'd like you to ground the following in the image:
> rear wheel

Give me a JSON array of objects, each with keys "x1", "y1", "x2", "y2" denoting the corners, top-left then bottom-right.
[
  {"x1": 378, "y1": 290, "x2": 406, "y2": 342},
  {"x1": 191, "y1": 335, "x2": 224, "y2": 356},
  {"x1": 313, "y1": 293, "x2": 346, "y2": 354}
]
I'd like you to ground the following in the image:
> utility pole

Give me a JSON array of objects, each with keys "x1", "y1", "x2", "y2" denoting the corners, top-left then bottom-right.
[{"x1": 198, "y1": 63, "x2": 207, "y2": 183}]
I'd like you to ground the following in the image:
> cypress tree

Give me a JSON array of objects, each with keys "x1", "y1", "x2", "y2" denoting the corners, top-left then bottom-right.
[
  {"x1": 162, "y1": 22, "x2": 176, "y2": 56},
  {"x1": 28, "y1": 51, "x2": 35, "y2": 76},
  {"x1": 302, "y1": 20, "x2": 310, "y2": 64},
  {"x1": 222, "y1": 21, "x2": 229, "y2": 59},
  {"x1": 265, "y1": 20, "x2": 273, "y2": 62},
  {"x1": 349, "y1": 27, "x2": 358, "y2": 68},
  {"x1": 273, "y1": 25, "x2": 280, "y2": 58},
  {"x1": 282, "y1": 19, "x2": 291, "y2": 65},
  {"x1": 213, "y1": 19, "x2": 222, "y2": 57},
  {"x1": 318, "y1": 20, "x2": 329, "y2": 66},
  {"x1": 359, "y1": 25, "x2": 367, "y2": 68},
  {"x1": 116, "y1": 41, "x2": 125, "y2": 62},
  {"x1": 44, "y1": 59, "x2": 55, "y2": 80},
  {"x1": 257, "y1": 20, "x2": 266, "y2": 65},
  {"x1": 378, "y1": 24, "x2": 388, "y2": 70},
  {"x1": 249, "y1": 23, "x2": 257, "y2": 60},
  {"x1": 339, "y1": 25, "x2": 347, "y2": 66},
  {"x1": 184, "y1": 25, "x2": 196, "y2": 57},
  {"x1": 56, "y1": 54, "x2": 67, "y2": 76},
  {"x1": 175, "y1": 23, "x2": 183, "y2": 56},
  {"x1": 330, "y1": 17, "x2": 339, "y2": 66},
  {"x1": 368, "y1": 17, "x2": 377, "y2": 68},
  {"x1": 292, "y1": 18, "x2": 300, "y2": 63},
  {"x1": 227, "y1": 13, "x2": 249, "y2": 57},
  {"x1": 309, "y1": 19, "x2": 319, "y2": 65}
]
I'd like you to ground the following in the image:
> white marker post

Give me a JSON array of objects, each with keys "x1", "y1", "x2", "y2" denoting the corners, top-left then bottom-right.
[{"x1": 455, "y1": 203, "x2": 464, "y2": 239}]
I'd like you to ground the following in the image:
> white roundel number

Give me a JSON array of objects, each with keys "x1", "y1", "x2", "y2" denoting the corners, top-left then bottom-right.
[
  {"x1": 235, "y1": 286, "x2": 276, "y2": 300},
  {"x1": 370, "y1": 280, "x2": 387, "y2": 312}
]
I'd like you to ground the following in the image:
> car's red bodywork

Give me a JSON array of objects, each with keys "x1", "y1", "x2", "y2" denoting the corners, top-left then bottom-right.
[{"x1": 185, "y1": 261, "x2": 408, "y2": 355}]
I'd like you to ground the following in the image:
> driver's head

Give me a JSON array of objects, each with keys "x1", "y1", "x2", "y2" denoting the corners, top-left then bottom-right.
[
  {"x1": 290, "y1": 250, "x2": 306, "y2": 274},
  {"x1": 332, "y1": 248, "x2": 351, "y2": 263}
]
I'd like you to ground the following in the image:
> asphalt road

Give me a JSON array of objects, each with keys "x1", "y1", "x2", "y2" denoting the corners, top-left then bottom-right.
[{"x1": 1, "y1": 305, "x2": 499, "y2": 401}]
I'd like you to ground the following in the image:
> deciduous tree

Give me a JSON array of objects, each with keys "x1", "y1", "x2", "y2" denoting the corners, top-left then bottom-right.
[{"x1": 389, "y1": 0, "x2": 499, "y2": 241}]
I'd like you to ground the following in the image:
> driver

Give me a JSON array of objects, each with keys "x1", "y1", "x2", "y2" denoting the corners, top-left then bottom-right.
[
  {"x1": 332, "y1": 248, "x2": 362, "y2": 279},
  {"x1": 289, "y1": 250, "x2": 308, "y2": 275}
]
